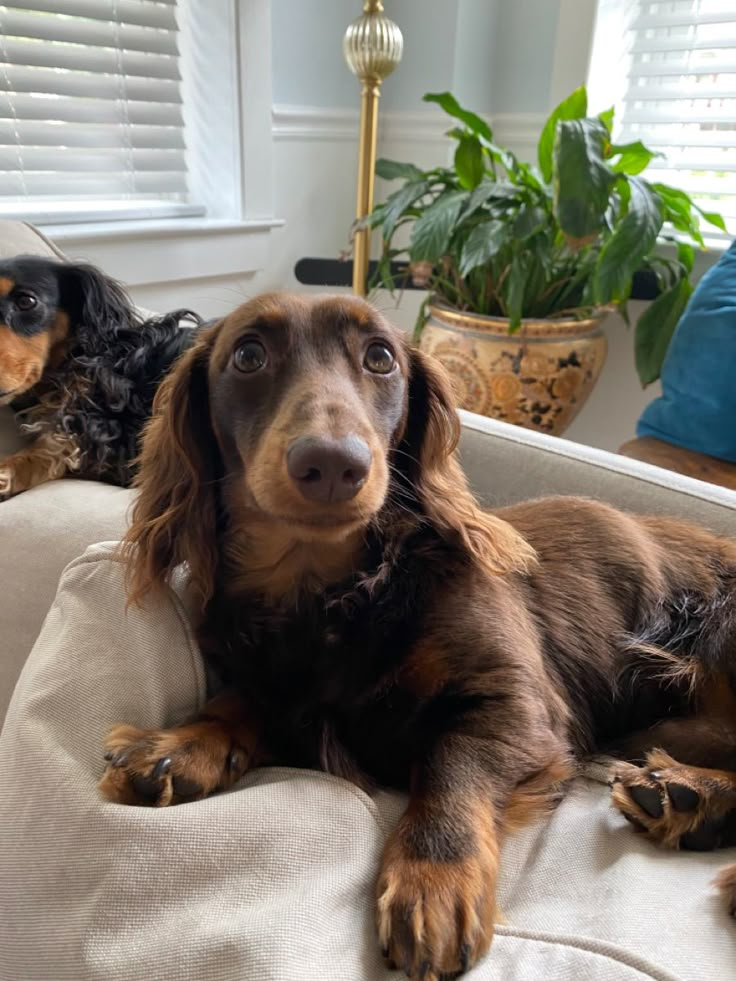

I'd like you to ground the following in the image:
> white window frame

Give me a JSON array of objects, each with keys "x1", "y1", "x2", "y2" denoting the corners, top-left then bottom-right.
[{"x1": 32, "y1": 0, "x2": 280, "y2": 286}]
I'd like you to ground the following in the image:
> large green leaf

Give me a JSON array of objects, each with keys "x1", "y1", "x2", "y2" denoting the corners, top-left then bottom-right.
[
  {"x1": 537, "y1": 86, "x2": 587, "y2": 183},
  {"x1": 593, "y1": 177, "x2": 663, "y2": 304},
  {"x1": 409, "y1": 190, "x2": 468, "y2": 263},
  {"x1": 635, "y1": 277, "x2": 692, "y2": 386},
  {"x1": 460, "y1": 179, "x2": 520, "y2": 219},
  {"x1": 598, "y1": 106, "x2": 615, "y2": 134},
  {"x1": 658, "y1": 183, "x2": 727, "y2": 234},
  {"x1": 651, "y1": 183, "x2": 704, "y2": 246},
  {"x1": 553, "y1": 118, "x2": 615, "y2": 244},
  {"x1": 454, "y1": 134, "x2": 485, "y2": 189},
  {"x1": 458, "y1": 219, "x2": 508, "y2": 276},
  {"x1": 651, "y1": 183, "x2": 726, "y2": 242},
  {"x1": 375, "y1": 159, "x2": 425, "y2": 182},
  {"x1": 513, "y1": 205, "x2": 547, "y2": 240},
  {"x1": 381, "y1": 180, "x2": 431, "y2": 239},
  {"x1": 423, "y1": 91, "x2": 493, "y2": 141},
  {"x1": 610, "y1": 141, "x2": 660, "y2": 176},
  {"x1": 693, "y1": 204, "x2": 727, "y2": 232}
]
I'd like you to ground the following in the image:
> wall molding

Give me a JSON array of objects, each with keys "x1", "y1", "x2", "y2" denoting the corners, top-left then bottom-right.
[
  {"x1": 491, "y1": 113, "x2": 545, "y2": 157},
  {"x1": 272, "y1": 104, "x2": 450, "y2": 145},
  {"x1": 271, "y1": 104, "x2": 545, "y2": 158}
]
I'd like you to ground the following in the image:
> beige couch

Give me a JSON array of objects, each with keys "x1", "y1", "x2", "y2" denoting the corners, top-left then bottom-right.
[{"x1": 1, "y1": 222, "x2": 735, "y2": 980}]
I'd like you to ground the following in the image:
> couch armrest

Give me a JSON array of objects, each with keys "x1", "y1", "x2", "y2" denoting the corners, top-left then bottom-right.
[{"x1": 459, "y1": 410, "x2": 736, "y2": 536}]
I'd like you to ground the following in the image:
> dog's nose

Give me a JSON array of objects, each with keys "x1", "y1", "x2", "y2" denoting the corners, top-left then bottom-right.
[{"x1": 287, "y1": 435, "x2": 372, "y2": 503}]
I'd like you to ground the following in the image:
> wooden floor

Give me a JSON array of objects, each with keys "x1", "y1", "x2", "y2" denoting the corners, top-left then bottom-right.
[{"x1": 619, "y1": 437, "x2": 736, "y2": 492}]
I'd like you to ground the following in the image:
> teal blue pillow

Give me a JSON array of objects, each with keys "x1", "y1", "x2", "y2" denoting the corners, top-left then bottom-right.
[{"x1": 637, "y1": 240, "x2": 736, "y2": 462}]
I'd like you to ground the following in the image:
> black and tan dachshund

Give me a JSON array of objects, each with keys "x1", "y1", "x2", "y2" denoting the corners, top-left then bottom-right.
[
  {"x1": 100, "y1": 293, "x2": 736, "y2": 979},
  {"x1": 0, "y1": 255, "x2": 202, "y2": 498}
]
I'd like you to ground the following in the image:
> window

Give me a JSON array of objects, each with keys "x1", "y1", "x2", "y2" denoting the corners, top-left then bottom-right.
[
  {"x1": 0, "y1": 0, "x2": 204, "y2": 224},
  {"x1": 589, "y1": 0, "x2": 736, "y2": 240}
]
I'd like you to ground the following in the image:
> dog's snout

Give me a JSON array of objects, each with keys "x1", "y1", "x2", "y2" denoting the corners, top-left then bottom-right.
[{"x1": 287, "y1": 435, "x2": 372, "y2": 503}]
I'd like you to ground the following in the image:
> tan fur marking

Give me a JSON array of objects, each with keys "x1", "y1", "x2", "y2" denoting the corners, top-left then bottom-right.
[
  {"x1": 50, "y1": 309, "x2": 70, "y2": 344},
  {"x1": 222, "y1": 496, "x2": 365, "y2": 603},
  {"x1": 0, "y1": 326, "x2": 51, "y2": 400},
  {"x1": 0, "y1": 432, "x2": 80, "y2": 497},
  {"x1": 0, "y1": 276, "x2": 14, "y2": 297},
  {"x1": 43, "y1": 310, "x2": 72, "y2": 369},
  {"x1": 0, "y1": 326, "x2": 50, "y2": 401},
  {"x1": 501, "y1": 756, "x2": 576, "y2": 833},
  {"x1": 245, "y1": 374, "x2": 390, "y2": 531},
  {"x1": 401, "y1": 641, "x2": 450, "y2": 699}
]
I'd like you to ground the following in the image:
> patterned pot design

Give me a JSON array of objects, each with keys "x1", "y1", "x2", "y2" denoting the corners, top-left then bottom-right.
[{"x1": 419, "y1": 304, "x2": 608, "y2": 436}]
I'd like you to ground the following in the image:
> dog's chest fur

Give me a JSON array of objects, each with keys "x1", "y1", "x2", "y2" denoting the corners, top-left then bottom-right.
[{"x1": 201, "y1": 526, "x2": 468, "y2": 786}]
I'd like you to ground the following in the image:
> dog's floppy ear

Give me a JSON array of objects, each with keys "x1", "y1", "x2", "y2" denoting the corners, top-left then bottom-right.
[
  {"x1": 58, "y1": 261, "x2": 137, "y2": 344},
  {"x1": 399, "y1": 346, "x2": 536, "y2": 576},
  {"x1": 124, "y1": 325, "x2": 220, "y2": 611}
]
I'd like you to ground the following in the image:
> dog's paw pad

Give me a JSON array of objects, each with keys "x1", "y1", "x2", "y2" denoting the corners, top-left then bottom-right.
[
  {"x1": 628, "y1": 784, "x2": 664, "y2": 818},
  {"x1": 666, "y1": 782, "x2": 700, "y2": 813}
]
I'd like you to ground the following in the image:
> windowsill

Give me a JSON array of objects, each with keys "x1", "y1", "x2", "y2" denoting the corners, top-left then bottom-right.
[
  {"x1": 44, "y1": 216, "x2": 284, "y2": 243},
  {"x1": 42, "y1": 215, "x2": 285, "y2": 287}
]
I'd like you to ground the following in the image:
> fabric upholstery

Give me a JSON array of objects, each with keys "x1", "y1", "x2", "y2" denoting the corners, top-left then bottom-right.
[{"x1": 3, "y1": 544, "x2": 725, "y2": 981}]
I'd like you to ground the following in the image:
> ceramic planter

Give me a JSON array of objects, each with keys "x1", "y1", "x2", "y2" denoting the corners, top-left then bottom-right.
[{"x1": 419, "y1": 303, "x2": 608, "y2": 436}]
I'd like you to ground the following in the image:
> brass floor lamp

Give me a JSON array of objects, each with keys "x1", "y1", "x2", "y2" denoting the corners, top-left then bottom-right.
[{"x1": 343, "y1": 2, "x2": 403, "y2": 297}]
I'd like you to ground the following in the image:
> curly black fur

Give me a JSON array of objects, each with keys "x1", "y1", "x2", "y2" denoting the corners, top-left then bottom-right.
[{"x1": 4, "y1": 256, "x2": 204, "y2": 486}]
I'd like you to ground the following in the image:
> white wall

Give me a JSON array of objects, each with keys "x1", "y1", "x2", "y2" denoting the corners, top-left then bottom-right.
[{"x1": 45, "y1": 0, "x2": 713, "y2": 455}]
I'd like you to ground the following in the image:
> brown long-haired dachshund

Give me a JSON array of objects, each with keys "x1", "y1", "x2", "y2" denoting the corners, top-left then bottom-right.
[{"x1": 100, "y1": 292, "x2": 736, "y2": 980}]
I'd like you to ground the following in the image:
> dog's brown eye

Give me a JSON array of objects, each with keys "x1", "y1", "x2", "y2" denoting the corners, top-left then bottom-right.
[
  {"x1": 233, "y1": 339, "x2": 267, "y2": 374},
  {"x1": 14, "y1": 292, "x2": 37, "y2": 311},
  {"x1": 364, "y1": 342, "x2": 395, "y2": 374}
]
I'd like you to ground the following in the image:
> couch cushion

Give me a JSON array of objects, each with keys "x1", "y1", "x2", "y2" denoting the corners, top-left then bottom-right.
[
  {"x1": 0, "y1": 219, "x2": 66, "y2": 261},
  {"x1": 0, "y1": 543, "x2": 731, "y2": 981},
  {"x1": 0, "y1": 478, "x2": 131, "y2": 721}
]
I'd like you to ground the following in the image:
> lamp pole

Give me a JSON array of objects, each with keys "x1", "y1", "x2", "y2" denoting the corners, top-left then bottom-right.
[{"x1": 343, "y1": 1, "x2": 403, "y2": 296}]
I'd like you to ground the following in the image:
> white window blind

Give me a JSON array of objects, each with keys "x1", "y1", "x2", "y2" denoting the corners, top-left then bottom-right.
[
  {"x1": 0, "y1": 0, "x2": 204, "y2": 224},
  {"x1": 591, "y1": 0, "x2": 736, "y2": 240}
]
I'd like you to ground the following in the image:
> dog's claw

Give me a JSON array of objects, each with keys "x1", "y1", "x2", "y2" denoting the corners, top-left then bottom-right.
[
  {"x1": 227, "y1": 747, "x2": 248, "y2": 775},
  {"x1": 459, "y1": 944, "x2": 471, "y2": 972},
  {"x1": 152, "y1": 756, "x2": 172, "y2": 779}
]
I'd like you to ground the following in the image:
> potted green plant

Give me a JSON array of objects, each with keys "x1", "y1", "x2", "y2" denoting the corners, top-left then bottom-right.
[{"x1": 364, "y1": 87, "x2": 725, "y2": 435}]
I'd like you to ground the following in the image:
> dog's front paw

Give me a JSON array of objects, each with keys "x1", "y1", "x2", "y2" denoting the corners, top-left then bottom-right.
[
  {"x1": 376, "y1": 831, "x2": 497, "y2": 979},
  {"x1": 99, "y1": 721, "x2": 251, "y2": 806}
]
